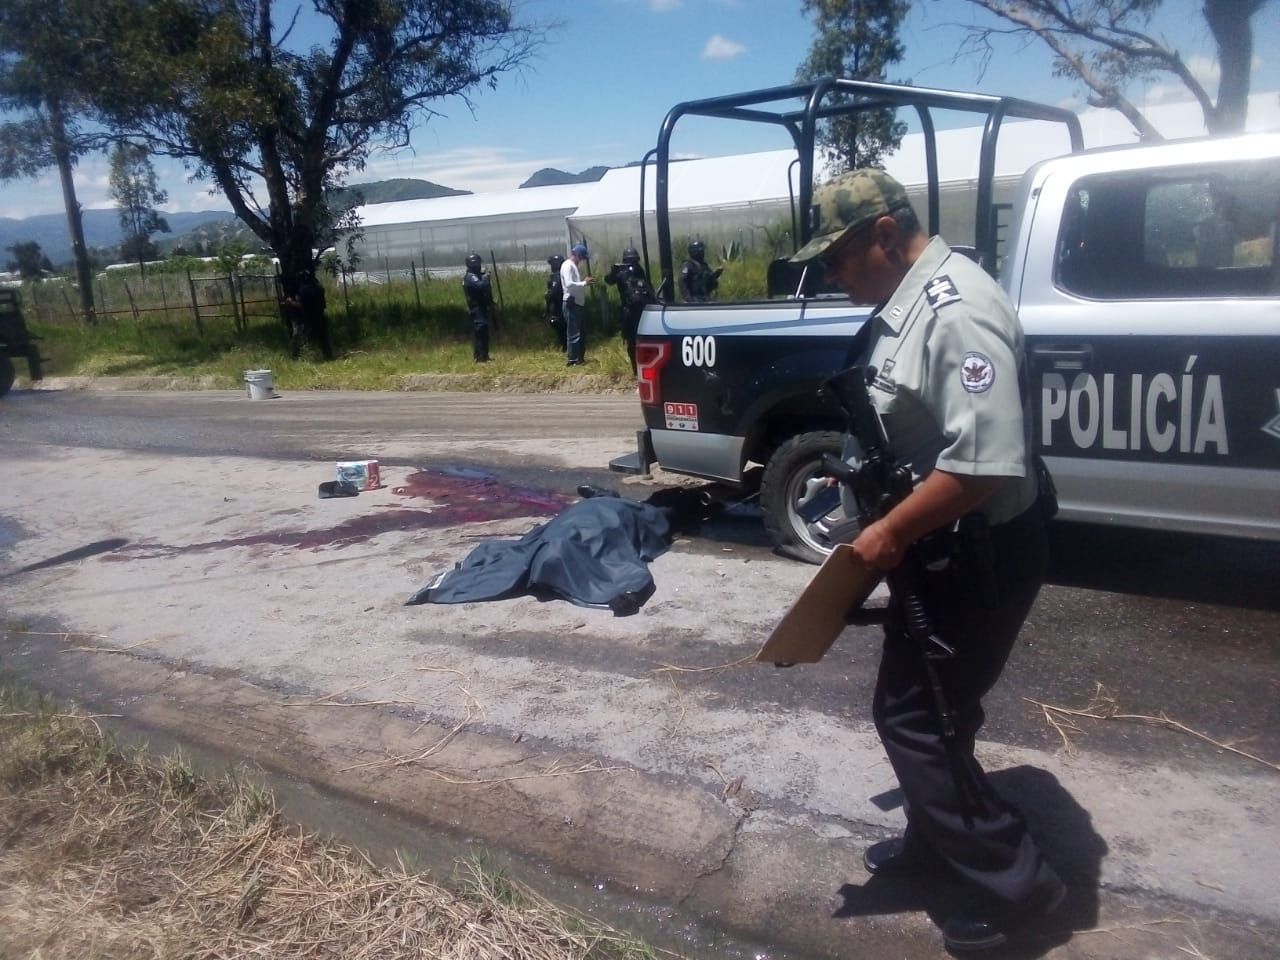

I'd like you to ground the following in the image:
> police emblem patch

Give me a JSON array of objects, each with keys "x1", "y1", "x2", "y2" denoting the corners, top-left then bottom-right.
[
  {"x1": 961, "y1": 352, "x2": 995, "y2": 393},
  {"x1": 926, "y1": 275, "x2": 960, "y2": 308}
]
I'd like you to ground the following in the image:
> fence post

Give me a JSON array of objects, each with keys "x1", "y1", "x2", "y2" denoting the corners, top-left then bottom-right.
[
  {"x1": 187, "y1": 269, "x2": 204, "y2": 337},
  {"x1": 410, "y1": 262, "x2": 421, "y2": 311},
  {"x1": 237, "y1": 273, "x2": 247, "y2": 330},
  {"x1": 122, "y1": 279, "x2": 141, "y2": 323},
  {"x1": 227, "y1": 273, "x2": 243, "y2": 332},
  {"x1": 159, "y1": 273, "x2": 169, "y2": 320},
  {"x1": 60, "y1": 285, "x2": 77, "y2": 324},
  {"x1": 340, "y1": 266, "x2": 350, "y2": 312},
  {"x1": 97, "y1": 275, "x2": 107, "y2": 315}
]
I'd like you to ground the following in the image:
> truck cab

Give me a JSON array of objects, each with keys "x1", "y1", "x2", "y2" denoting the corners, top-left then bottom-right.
[{"x1": 615, "y1": 80, "x2": 1280, "y2": 560}]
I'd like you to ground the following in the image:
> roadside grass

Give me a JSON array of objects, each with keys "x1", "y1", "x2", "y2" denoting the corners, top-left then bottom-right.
[
  {"x1": 21, "y1": 254, "x2": 774, "y2": 392},
  {"x1": 0, "y1": 683, "x2": 672, "y2": 960}
]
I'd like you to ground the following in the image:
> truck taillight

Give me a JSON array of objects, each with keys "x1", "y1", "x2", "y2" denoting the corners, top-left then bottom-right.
[{"x1": 635, "y1": 340, "x2": 671, "y2": 406}]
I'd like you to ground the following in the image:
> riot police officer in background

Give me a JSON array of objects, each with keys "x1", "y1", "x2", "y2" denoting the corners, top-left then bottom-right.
[
  {"x1": 462, "y1": 252, "x2": 493, "y2": 363},
  {"x1": 545, "y1": 253, "x2": 567, "y2": 352},
  {"x1": 605, "y1": 247, "x2": 654, "y2": 373},
  {"x1": 679, "y1": 239, "x2": 722, "y2": 302}
]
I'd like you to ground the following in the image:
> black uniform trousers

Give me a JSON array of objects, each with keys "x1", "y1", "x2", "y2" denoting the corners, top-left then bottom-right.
[
  {"x1": 872, "y1": 504, "x2": 1061, "y2": 911},
  {"x1": 470, "y1": 311, "x2": 490, "y2": 362}
]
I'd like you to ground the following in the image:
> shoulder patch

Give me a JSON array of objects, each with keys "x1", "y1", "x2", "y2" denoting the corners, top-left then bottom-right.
[
  {"x1": 926, "y1": 275, "x2": 961, "y2": 309},
  {"x1": 960, "y1": 352, "x2": 995, "y2": 393}
]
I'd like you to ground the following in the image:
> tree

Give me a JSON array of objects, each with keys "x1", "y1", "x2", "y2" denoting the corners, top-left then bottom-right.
[
  {"x1": 78, "y1": 0, "x2": 540, "y2": 337},
  {"x1": 5, "y1": 240, "x2": 54, "y2": 279},
  {"x1": 954, "y1": 0, "x2": 1273, "y2": 139},
  {"x1": 0, "y1": 0, "x2": 99, "y2": 322},
  {"x1": 108, "y1": 143, "x2": 170, "y2": 274},
  {"x1": 796, "y1": 0, "x2": 910, "y2": 171}
]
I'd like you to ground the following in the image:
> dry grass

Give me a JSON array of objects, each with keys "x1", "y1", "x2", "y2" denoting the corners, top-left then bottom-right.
[{"x1": 0, "y1": 686, "x2": 670, "y2": 960}]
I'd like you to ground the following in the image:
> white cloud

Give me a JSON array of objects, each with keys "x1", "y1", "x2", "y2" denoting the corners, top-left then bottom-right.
[
  {"x1": 648, "y1": 0, "x2": 681, "y2": 10},
  {"x1": 702, "y1": 34, "x2": 746, "y2": 61}
]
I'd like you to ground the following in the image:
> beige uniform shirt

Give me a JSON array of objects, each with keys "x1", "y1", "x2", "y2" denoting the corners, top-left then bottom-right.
[{"x1": 849, "y1": 236, "x2": 1037, "y2": 526}]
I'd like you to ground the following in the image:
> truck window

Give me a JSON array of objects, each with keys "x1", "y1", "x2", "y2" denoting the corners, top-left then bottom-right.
[{"x1": 1056, "y1": 160, "x2": 1278, "y2": 300}]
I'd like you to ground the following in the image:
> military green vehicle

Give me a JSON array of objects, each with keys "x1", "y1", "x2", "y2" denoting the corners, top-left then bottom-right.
[{"x1": 0, "y1": 289, "x2": 43, "y2": 397}]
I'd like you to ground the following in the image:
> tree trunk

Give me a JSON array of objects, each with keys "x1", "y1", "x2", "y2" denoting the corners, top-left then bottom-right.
[
  {"x1": 1204, "y1": 0, "x2": 1261, "y2": 134},
  {"x1": 47, "y1": 98, "x2": 96, "y2": 324}
]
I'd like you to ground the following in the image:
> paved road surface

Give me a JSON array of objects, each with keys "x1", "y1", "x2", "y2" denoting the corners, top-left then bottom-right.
[{"x1": 3, "y1": 388, "x2": 1278, "y2": 959}]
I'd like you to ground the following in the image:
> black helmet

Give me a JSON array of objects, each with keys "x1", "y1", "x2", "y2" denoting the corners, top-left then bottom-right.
[
  {"x1": 622, "y1": 247, "x2": 640, "y2": 264},
  {"x1": 465, "y1": 252, "x2": 483, "y2": 272},
  {"x1": 688, "y1": 239, "x2": 706, "y2": 260},
  {"x1": 548, "y1": 253, "x2": 565, "y2": 270}
]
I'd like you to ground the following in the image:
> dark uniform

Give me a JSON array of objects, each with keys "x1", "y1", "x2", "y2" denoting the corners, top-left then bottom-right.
[
  {"x1": 282, "y1": 270, "x2": 333, "y2": 360},
  {"x1": 679, "y1": 239, "x2": 721, "y2": 303},
  {"x1": 462, "y1": 253, "x2": 493, "y2": 363},
  {"x1": 546, "y1": 254, "x2": 567, "y2": 351},
  {"x1": 604, "y1": 248, "x2": 653, "y2": 373}
]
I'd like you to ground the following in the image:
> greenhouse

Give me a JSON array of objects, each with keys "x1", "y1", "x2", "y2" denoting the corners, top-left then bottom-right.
[{"x1": 349, "y1": 182, "x2": 597, "y2": 273}]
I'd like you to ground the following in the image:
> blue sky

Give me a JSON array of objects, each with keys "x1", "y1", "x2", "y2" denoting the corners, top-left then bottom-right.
[{"x1": 2, "y1": 0, "x2": 1278, "y2": 220}]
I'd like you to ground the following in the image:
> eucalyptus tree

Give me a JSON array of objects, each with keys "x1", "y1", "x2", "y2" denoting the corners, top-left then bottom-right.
[
  {"x1": 0, "y1": 0, "x2": 98, "y2": 321},
  {"x1": 88, "y1": 0, "x2": 543, "y2": 298},
  {"x1": 954, "y1": 0, "x2": 1273, "y2": 138},
  {"x1": 109, "y1": 143, "x2": 171, "y2": 274},
  {"x1": 796, "y1": 0, "x2": 911, "y2": 171}
]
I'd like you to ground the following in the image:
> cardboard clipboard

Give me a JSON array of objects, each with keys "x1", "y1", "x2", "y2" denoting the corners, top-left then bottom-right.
[{"x1": 755, "y1": 544, "x2": 881, "y2": 665}]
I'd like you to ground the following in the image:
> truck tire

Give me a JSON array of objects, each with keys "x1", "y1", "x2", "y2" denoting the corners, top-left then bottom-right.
[
  {"x1": 0, "y1": 356, "x2": 14, "y2": 398},
  {"x1": 761, "y1": 430, "x2": 853, "y2": 564}
]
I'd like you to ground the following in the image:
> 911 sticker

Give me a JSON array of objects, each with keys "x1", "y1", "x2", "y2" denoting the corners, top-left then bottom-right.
[{"x1": 664, "y1": 401, "x2": 699, "y2": 431}]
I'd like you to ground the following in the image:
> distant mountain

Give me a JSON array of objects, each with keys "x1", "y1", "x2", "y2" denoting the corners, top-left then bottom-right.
[
  {"x1": 0, "y1": 209, "x2": 237, "y2": 268},
  {"x1": 336, "y1": 178, "x2": 470, "y2": 206},
  {"x1": 519, "y1": 166, "x2": 610, "y2": 188}
]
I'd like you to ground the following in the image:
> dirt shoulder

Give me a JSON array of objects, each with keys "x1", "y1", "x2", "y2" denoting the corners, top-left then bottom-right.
[{"x1": 3, "y1": 398, "x2": 1278, "y2": 960}]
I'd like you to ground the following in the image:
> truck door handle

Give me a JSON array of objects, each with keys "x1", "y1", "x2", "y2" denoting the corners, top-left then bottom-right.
[{"x1": 1030, "y1": 344, "x2": 1093, "y2": 370}]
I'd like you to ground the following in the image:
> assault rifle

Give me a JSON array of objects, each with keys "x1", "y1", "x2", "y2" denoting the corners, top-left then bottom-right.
[{"x1": 819, "y1": 365, "x2": 977, "y2": 820}]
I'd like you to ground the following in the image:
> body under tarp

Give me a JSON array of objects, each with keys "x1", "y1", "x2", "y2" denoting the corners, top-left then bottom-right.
[{"x1": 406, "y1": 496, "x2": 673, "y2": 615}]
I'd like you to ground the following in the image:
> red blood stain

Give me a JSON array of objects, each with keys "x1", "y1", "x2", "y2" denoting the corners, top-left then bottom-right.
[{"x1": 106, "y1": 467, "x2": 571, "y2": 560}]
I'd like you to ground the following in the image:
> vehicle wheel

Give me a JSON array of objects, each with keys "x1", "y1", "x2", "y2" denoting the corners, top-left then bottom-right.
[
  {"x1": 761, "y1": 430, "x2": 856, "y2": 564},
  {"x1": 0, "y1": 356, "x2": 15, "y2": 398}
]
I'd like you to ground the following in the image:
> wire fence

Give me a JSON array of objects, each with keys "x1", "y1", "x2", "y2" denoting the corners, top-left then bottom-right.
[{"x1": 23, "y1": 270, "x2": 282, "y2": 334}]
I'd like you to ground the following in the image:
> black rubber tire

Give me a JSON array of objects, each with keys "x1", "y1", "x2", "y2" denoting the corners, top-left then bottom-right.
[
  {"x1": 0, "y1": 356, "x2": 14, "y2": 398},
  {"x1": 760, "y1": 430, "x2": 854, "y2": 565}
]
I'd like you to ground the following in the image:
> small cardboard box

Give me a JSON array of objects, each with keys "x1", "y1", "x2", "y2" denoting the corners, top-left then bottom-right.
[
  {"x1": 756, "y1": 544, "x2": 881, "y2": 665},
  {"x1": 336, "y1": 459, "x2": 381, "y2": 491}
]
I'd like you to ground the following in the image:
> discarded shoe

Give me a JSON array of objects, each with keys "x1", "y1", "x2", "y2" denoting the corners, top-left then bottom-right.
[
  {"x1": 318, "y1": 480, "x2": 360, "y2": 499},
  {"x1": 941, "y1": 878, "x2": 1067, "y2": 954},
  {"x1": 577, "y1": 484, "x2": 620, "y2": 499}
]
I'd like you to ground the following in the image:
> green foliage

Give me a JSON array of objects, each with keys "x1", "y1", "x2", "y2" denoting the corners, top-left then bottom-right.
[
  {"x1": 74, "y1": 0, "x2": 544, "y2": 293},
  {"x1": 956, "y1": 0, "x2": 1270, "y2": 137},
  {"x1": 795, "y1": 0, "x2": 909, "y2": 172},
  {"x1": 108, "y1": 143, "x2": 170, "y2": 272},
  {"x1": 5, "y1": 240, "x2": 53, "y2": 278}
]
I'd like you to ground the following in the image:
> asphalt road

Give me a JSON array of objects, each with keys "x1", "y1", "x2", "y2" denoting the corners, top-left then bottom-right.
[{"x1": 3, "y1": 387, "x2": 1279, "y2": 959}]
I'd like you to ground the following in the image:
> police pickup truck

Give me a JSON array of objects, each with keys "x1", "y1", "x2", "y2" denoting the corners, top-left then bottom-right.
[{"x1": 613, "y1": 80, "x2": 1280, "y2": 562}]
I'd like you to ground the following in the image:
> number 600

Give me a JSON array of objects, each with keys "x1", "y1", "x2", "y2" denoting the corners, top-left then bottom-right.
[{"x1": 680, "y1": 335, "x2": 716, "y2": 368}]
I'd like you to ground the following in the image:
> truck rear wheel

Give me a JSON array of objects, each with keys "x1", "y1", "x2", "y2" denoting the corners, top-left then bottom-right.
[{"x1": 761, "y1": 431, "x2": 854, "y2": 564}]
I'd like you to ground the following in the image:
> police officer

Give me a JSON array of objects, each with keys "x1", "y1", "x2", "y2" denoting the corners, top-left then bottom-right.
[
  {"x1": 282, "y1": 269, "x2": 333, "y2": 361},
  {"x1": 604, "y1": 247, "x2": 653, "y2": 373},
  {"x1": 545, "y1": 253, "x2": 567, "y2": 351},
  {"x1": 462, "y1": 252, "x2": 493, "y2": 363},
  {"x1": 788, "y1": 169, "x2": 1064, "y2": 953},
  {"x1": 679, "y1": 239, "x2": 722, "y2": 302}
]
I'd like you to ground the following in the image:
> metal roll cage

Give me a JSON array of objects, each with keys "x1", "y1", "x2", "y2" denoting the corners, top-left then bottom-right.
[{"x1": 636, "y1": 78, "x2": 1084, "y2": 301}]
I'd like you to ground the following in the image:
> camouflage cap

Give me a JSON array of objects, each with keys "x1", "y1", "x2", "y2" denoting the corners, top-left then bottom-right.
[{"x1": 788, "y1": 168, "x2": 912, "y2": 263}]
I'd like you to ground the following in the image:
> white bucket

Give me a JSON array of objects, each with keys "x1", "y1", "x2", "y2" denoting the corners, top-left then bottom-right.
[{"x1": 244, "y1": 369, "x2": 275, "y2": 400}]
